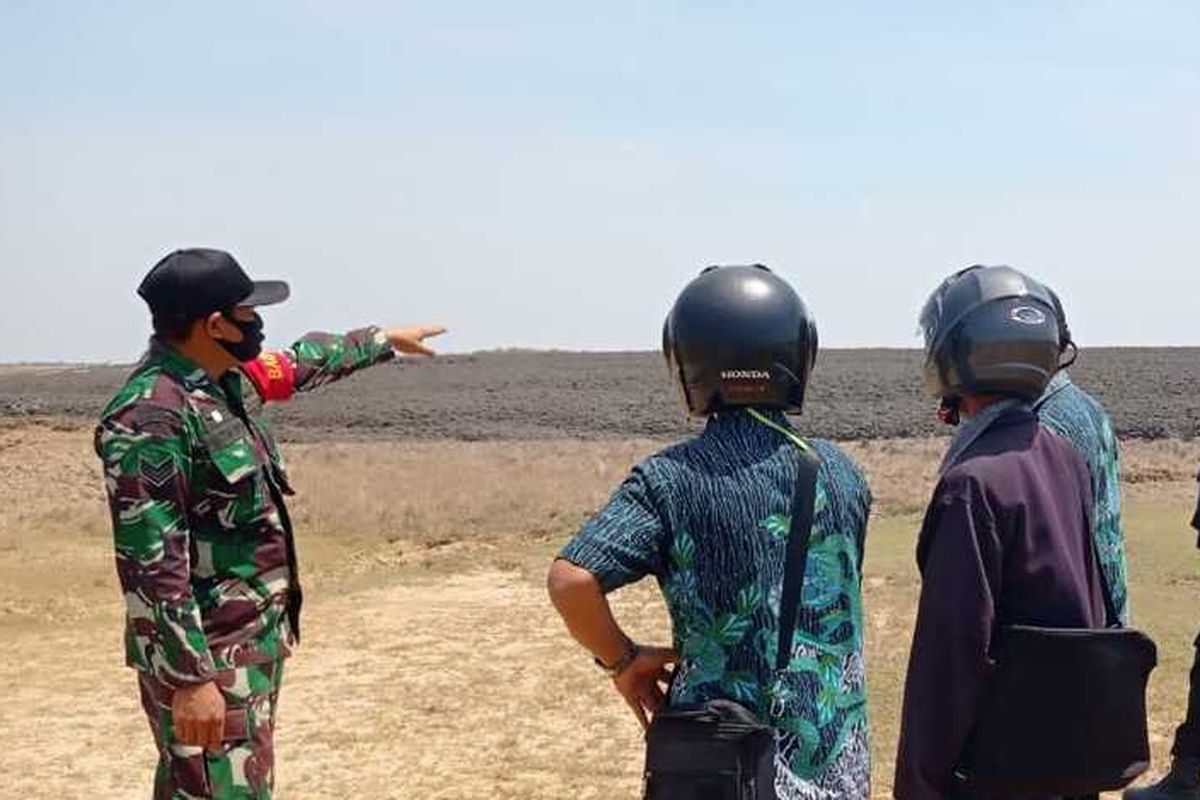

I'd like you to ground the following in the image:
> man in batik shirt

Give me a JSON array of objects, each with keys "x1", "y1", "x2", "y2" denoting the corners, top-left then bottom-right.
[
  {"x1": 548, "y1": 265, "x2": 873, "y2": 799},
  {"x1": 1035, "y1": 286, "x2": 1129, "y2": 625},
  {"x1": 95, "y1": 248, "x2": 445, "y2": 799}
]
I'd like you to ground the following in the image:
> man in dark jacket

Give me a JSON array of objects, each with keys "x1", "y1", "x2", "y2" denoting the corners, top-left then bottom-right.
[{"x1": 894, "y1": 266, "x2": 1109, "y2": 800}]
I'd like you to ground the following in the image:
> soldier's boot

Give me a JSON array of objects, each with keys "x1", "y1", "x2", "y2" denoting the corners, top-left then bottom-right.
[{"x1": 1125, "y1": 758, "x2": 1200, "y2": 800}]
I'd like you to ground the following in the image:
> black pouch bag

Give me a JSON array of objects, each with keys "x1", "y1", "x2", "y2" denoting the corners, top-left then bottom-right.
[
  {"x1": 954, "y1": 506, "x2": 1157, "y2": 795},
  {"x1": 954, "y1": 624, "x2": 1156, "y2": 796},
  {"x1": 643, "y1": 446, "x2": 821, "y2": 800}
]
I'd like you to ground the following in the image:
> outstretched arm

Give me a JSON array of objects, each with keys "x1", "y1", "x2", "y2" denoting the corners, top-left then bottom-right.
[
  {"x1": 242, "y1": 325, "x2": 446, "y2": 400},
  {"x1": 290, "y1": 325, "x2": 446, "y2": 392},
  {"x1": 383, "y1": 326, "x2": 447, "y2": 357}
]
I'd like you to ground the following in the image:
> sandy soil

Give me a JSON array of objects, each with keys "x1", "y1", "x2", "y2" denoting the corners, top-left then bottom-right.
[
  {"x1": 0, "y1": 569, "x2": 670, "y2": 799},
  {"x1": 4, "y1": 426, "x2": 1200, "y2": 799}
]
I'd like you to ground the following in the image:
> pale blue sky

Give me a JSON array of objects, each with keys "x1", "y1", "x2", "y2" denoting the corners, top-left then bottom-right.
[{"x1": 1, "y1": 2, "x2": 1198, "y2": 361}]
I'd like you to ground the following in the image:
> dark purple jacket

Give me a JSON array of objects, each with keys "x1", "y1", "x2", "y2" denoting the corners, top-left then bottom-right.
[{"x1": 894, "y1": 407, "x2": 1107, "y2": 800}]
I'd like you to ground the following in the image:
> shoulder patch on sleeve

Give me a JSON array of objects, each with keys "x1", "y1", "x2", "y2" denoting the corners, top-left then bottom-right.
[
  {"x1": 241, "y1": 351, "x2": 296, "y2": 402},
  {"x1": 139, "y1": 451, "x2": 179, "y2": 488}
]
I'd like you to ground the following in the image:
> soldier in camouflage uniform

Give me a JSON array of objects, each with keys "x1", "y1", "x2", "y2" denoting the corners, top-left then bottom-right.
[{"x1": 95, "y1": 248, "x2": 445, "y2": 799}]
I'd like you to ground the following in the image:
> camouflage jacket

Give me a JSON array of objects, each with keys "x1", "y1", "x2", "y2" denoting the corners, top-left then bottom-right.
[{"x1": 96, "y1": 328, "x2": 395, "y2": 687}]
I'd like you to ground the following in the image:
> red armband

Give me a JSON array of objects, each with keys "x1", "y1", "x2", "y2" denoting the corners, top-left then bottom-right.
[{"x1": 242, "y1": 351, "x2": 297, "y2": 402}]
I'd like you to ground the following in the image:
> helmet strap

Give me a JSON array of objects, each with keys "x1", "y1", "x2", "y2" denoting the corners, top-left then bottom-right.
[
  {"x1": 1058, "y1": 340, "x2": 1079, "y2": 371},
  {"x1": 937, "y1": 396, "x2": 963, "y2": 426}
]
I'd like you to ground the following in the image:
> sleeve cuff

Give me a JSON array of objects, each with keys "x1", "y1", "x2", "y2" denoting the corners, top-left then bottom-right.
[
  {"x1": 557, "y1": 542, "x2": 628, "y2": 594},
  {"x1": 153, "y1": 657, "x2": 218, "y2": 690},
  {"x1": 367, "y1": 328, "x2": 397, "y2": 363}
]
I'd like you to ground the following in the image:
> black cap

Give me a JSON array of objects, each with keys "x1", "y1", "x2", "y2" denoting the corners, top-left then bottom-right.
[{"x1": 138, "y1": 248, "x2": 290, "y2": 322}]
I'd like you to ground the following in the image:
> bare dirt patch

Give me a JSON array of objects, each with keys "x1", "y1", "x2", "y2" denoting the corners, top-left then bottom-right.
[{"x1": 3, "y1": 427, "x2": 1200, "y2": 798}]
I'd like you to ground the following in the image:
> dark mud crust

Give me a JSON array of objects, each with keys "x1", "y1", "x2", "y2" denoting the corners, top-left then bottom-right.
[{"x1": 2, "y1": 349, "x2": 1198, "y2": 442}]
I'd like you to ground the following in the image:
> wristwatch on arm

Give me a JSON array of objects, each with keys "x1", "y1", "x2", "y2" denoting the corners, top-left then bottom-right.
[{"x1": 595, "y1": 640, "x2": 640, "y2": 678}]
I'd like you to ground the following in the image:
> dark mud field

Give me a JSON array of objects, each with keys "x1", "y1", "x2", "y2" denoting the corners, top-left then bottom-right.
[{"x1": 3, "y1": 348, "x2": 1199, "y2": 441}]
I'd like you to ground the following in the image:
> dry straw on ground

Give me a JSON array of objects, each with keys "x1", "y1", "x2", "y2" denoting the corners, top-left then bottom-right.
[{"x1": 3, "y1": 425, "x2": 1200, "y2": 798}]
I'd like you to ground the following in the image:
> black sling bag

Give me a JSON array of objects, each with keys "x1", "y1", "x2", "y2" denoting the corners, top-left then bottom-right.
[
  {"x1": 642, "y1": 445, "x2": 822, "y2": 800},
  {"x1": 954, "y1": 511, "x2": 1157, "y2": 795}
]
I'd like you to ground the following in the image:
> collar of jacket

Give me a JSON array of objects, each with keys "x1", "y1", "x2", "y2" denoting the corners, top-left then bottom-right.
[
  {"x1": 144, "y1": 337, "x2": 242, "y2": 405},
  {"x1": 706, "y1": 406, "x2": 790, "y2": 434},
  {"x1": 939, "y1": 398, "x2": 1031, "y2": 475},
  {"x1": 1034, "y1": 369, "x2": 1073, "y2": 411}
]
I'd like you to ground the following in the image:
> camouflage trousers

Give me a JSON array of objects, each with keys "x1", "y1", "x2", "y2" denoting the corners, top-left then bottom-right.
[{"x1": 137, "y1": 660, "x2": 284, "y2": 800}]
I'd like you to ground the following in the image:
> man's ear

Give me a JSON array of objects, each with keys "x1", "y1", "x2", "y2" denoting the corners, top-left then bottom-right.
[{"x1": 204, "y1": 310, "x2": 232, "y2": 340}]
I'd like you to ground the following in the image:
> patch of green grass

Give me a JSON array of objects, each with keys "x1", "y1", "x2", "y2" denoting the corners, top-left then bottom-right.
[
  {"x1": 313, "y1": 489, "x2": 1200, "y2": 793},
  {"x1": 1125, "y1": 492, "x2": 1200, "y2": 770},
  {"x1": 863, "y1": 492, "x2": 1200, "y2": 792},
  {"x1": 862, "y1": 512, "x2": 922, "y2": 792}
]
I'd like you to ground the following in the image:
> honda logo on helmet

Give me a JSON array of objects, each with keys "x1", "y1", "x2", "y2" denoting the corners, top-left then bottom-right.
[
  {"x1": 1009, "y1": 306, "x2": 1048, "y2": 326},
  {"x1": 721, "y1": 369, "x2": 771, "y2": 380}
]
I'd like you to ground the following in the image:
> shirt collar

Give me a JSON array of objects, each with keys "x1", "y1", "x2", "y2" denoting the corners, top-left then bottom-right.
[
  {"x1": 940, "y1": 397, "x2": 1029, "y2": 474},
  {"x1": 141, "y1": 337, "x2": 219, "y2": 393},
  {"x1": 1035, "y1": 370, "x2": 1072, "y2": 409},
  {"x1": 705, "y1": 407, "x2": 808, "y2": 449},
  {"x1": 707, "y1": 407, "x2": 789, "y2": 432}
]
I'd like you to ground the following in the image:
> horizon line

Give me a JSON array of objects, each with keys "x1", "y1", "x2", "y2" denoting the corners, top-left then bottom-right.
[{"x1": 6, "y1": 342, "x2": 1200, "y2": 368}]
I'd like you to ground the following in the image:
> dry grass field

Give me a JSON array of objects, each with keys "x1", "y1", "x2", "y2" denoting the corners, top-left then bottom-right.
[{"x1": 4, "y1": 423, "x2": 1200, "y2": 798}]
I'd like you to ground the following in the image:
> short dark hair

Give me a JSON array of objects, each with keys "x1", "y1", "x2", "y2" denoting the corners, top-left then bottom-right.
[{"x1": 152, "y1": 314, "x2": 203, "y2": 342}]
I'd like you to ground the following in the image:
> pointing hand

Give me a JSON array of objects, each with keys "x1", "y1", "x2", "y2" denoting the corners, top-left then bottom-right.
[{"x1": 385, "y1": 326, "x2": 447, "y2": 357}]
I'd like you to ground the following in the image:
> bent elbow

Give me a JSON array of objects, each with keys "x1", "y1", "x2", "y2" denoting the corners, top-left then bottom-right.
[{"x1": 546, "y1": 559, "x2": 596, "y2": 607}]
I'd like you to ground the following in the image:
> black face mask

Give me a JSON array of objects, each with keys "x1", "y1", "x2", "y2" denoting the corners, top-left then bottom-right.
[{"x1": 216, "y1": 311, "x2": 265, "y2": 362}]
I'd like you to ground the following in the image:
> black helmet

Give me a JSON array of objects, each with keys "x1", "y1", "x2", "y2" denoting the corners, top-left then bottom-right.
[
  {"x1": 920, "y1": 265, "x2": 1061, "y2": 401},
  {"x1": 663, "y1": 264, "x2": 818, "y2": 417}
]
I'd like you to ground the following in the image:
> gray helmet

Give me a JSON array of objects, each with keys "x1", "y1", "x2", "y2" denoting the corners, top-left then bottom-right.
[
  {"x1": 920, "y1": 265, "x2": 1061, "y2": 401},
  {"x1": 663, "y1": 264, "x2": 818, "y2": 417},
  {"x1": 1043, "y1": 284, "x2": 1074, "y2": 353}
]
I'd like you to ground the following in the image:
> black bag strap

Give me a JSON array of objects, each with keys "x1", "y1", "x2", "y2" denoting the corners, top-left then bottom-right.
[{"x1": 776, "y1": 444, "x2": 823, "y2": 671}]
